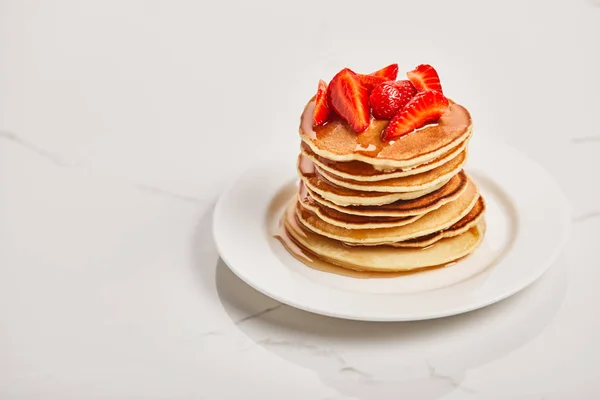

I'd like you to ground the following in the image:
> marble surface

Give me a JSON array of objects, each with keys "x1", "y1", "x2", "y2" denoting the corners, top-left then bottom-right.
[{"x1": 1, "y1": 0, "x2": 599, "y2": 399}]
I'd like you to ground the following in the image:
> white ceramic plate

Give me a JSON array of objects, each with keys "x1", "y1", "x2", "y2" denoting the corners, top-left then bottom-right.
[{"x1": 213, "y1": 136, "x2": 570, "y2": 321}]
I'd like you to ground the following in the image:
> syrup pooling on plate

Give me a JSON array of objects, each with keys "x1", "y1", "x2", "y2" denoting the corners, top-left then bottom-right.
[{"x1": 273, "y1": 208, "x2": 312, "y2": 264}]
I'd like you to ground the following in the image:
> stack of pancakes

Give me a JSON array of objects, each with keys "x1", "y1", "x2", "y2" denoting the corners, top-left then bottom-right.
[{"x1": 281, "y1": 99, "x2": 486, "y2": 274}]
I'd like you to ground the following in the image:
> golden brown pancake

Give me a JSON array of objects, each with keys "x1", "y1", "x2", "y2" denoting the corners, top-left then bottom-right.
[
  {"x1": 315, "y1": 149, "x2": 467, "y2": 193},
  {"x1": 299, "y1": 99, "x2": 472, "y2": 169},
  {"x1": 296, "y1": 178, "x2": 479, "y2": 245},
  {"x1": 370, "y1": 196, "x2": 486, "y2": 248},
  {"x1": 298, "y1": 155, "x2": 451, "y2": 206},
  {"x1": 297, "y1": 181, "x2": 423, "y2": 229},
  {"x1": 283, "y1": 201, "x2": 485, "y2": 272},
  {"x1": 300, "y1": 135, "x2": 470, "y2": 182},
  {"x1": 307, "y1": 170, "x2": 469, "y2": 217}
]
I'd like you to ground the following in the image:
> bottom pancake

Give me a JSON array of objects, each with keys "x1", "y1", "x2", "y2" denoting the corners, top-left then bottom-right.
[{"x1": 283, "y1": 201, "x2": 485, "y2": 272}]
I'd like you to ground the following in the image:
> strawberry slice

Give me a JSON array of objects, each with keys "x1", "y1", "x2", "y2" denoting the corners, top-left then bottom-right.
[
  {"x1": 371, "y1": 63, "x2": 399, "y2": 80},
  {"x1": 381, "y1": 90, "x2": 449, "y2": 140},
  {"x1": 357, "y1": 63, "x2": 399, "y2": 92},
  {"x1": 357, "y1": 74, "x2": 387, "y2": 92},
  {"x1": 407, "y1": 64, "x2": 443, "y2": 93},
  {"x1": 370, "y1": 80, "x2": 417, "y2": 120},
  {"x1": 313, "y1": 80, "x2": 330, "y2": 126},
  {"x1": 328, "y1": 68, "x2": 370, "y2": 133}
]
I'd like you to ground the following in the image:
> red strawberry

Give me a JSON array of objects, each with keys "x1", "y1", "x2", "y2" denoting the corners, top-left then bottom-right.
[
  {"x1": 357, "y1": 63, "x2": 399, "y2": 91},
  {"x1": 357, "y1": 74, "x2": 387, "y2": 92},
  {"x1": 328, "y1": 68, "x2": 370, "y2": 133},
  {"x1": 407, "y1": 64, "x2": 443, "y2": 93},
  {"x1": 381, "y1": 90, "x2": 449, "y2": 140},
  {"x1": 313, "y1": 80, "x2": 330, "y2": 126},
  {"x1": 370, "y1": 80, "x2": 417, "y2": 119},
  {"x1": 371, "y1": 63, "x2": 399, "y2": 80}
]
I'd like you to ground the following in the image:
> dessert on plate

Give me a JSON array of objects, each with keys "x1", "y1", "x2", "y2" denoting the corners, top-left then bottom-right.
[{"x1": 277, "y1": 63, "x2": 486, "y2": 277}]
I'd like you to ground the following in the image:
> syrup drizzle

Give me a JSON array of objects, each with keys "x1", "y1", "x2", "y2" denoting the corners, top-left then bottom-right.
[{"x1": 300, "y1": 99, "x2": 470, "y2": 165}]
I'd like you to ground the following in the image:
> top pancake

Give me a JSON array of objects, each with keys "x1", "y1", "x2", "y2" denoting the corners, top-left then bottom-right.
[{"x1": 299, "y1": 99, "x2": 472, "y2": 169}]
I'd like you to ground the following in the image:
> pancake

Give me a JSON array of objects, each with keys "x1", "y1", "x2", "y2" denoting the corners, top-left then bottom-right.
[
  {"x1": 307, "y1": 171, "x2": 468, "y2": 217},
  {"x1": 296, "y1": 178, "x2": 479, "y2": 245},
  {"x1": 297, "y1": 182, "x2": 423, "y2": 229},
  {"x1": 298, "y1": 155, "x2": 451, "y2": 206},
  {"x1": 299, "y1": 99, "x2": 472, "y2": 169},
  {"x1": 315, "y1": 149, "x2": 467, "y2": 193},
  {"x1": 300, "y1": 134, "x2": 470, "y2": 182},
  {"x1": 283, "y1": 201, "x2": 485, "y2": 272},
  {"x1": 360, "y1": 195, "x2": 486, "y2": 248}
]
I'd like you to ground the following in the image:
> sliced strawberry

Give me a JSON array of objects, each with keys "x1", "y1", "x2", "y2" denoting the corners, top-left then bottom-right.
[
  {"x1": 357, "y1": 63, "x2": 399, "y2": 92},
  {"x1": 371, "y1": 63, "x2": 399, "y2": 80},
  {"x1": 328, "y1": 68, "x2": 370, "y2": 133},
  {"x1": 406, "y1": 64, "x2": 443, "y2": 93},
  {"x1": 381, "y1": 90, "x2": 449, "y2": 140},
  {"x1": 370, "y1": 80, "x2": 417, "y2": 119},
  {"x1": 357, "y1": 74, "x2": 387, "y2": 92},
  {"x1": 313, "y1": 80, "x2": 330, "y2": 126}
]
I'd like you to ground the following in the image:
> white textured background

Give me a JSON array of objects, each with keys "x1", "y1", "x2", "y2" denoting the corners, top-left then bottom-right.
[{"x1": 0, "y1": 0, "x2": 599, "y2": 399}]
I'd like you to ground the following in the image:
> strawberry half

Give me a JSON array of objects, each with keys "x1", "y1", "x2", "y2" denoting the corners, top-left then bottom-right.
[
  {"x1": 313, "y1": 80, "x2": 330, "y2": 127},
  {"x1": 407, "y1": 64, "x2": 443, "y2": 93},
  {"x1": 357, "y1": 63, "x2": 399, "y2": 92},
  {"x1": 370, "y1": 80, "x2": 417, "y2": 120},
  {"x1": 381, "y1": 90, "x2": 449, "y2": 140},
  {"x1": 328, "y1": 68, "x2": 370, "y2": 133},
  {"x1": 371, "y1": 63, "x2": 399, "y2": 80},
  {"x1": 357, "y1": 74, "x2": 387, "y2": 92}
]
